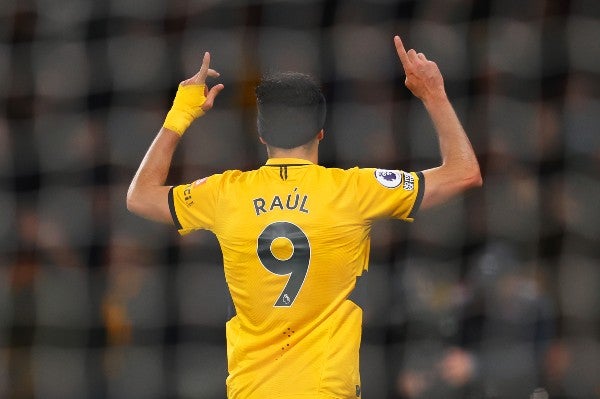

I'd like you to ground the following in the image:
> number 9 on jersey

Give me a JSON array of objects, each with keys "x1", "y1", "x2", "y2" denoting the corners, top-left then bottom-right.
[{"x1": 257, "y1": 221, "x2": 311, "y2": 307}]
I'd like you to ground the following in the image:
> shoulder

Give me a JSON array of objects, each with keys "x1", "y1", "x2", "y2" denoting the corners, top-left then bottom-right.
[
  {"x1": 219, "y1": 169, "x2": 245, "y2": 180},
  {"x1": 317, "y1": 165, "x2": 360, "y2": 178},
  {"x1": 199, "y1": 168, "x2": 264, "y2": 191},
  {"x1": 321, "y1": 165, "x2": 385, "y2": 181},
  {"x1": 329, "y1": 167, "x2": 419, "y2": 191},
  {"x1": 202, "y1": 168, "x2": 245, "y2": 183},
  {"x1": 312, "y1": 165, "x2": 400, "y2": 186}
]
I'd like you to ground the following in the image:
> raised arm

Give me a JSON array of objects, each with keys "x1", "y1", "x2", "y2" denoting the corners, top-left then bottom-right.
[
  {"x1": 126, "y1": 52, "x2": 224, "y2": 223},
  {"x1": 394, "y1": 36, "x2": 482, "y2": 209}
]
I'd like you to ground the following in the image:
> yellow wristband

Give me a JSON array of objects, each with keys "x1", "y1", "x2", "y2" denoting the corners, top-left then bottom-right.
[{"x1": 163, "y1": 84, "x2": 206, "y2": 136}]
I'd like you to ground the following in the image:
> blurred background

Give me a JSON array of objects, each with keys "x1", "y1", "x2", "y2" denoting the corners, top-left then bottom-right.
[{"x1": 1, "y1": 0, "x2": 599, "y2": 398}]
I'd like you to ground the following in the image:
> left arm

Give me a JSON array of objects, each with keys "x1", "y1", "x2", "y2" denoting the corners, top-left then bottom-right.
[
  {"x1": 394, "y1": 36, "x2": 482, "y2": 210},
  {"x1": 126, "y1": 51, "x2": 224, "y2": 223}
]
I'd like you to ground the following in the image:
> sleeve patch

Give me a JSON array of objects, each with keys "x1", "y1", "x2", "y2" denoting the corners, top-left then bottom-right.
[
  {"x1": 402, "y1": 172, "x2": 415, "y2": 191},
  {"x1": 182, "y1": 183, "x2": 194, "y2": 207},
  {"x1": 374, "y1": 169, "x2": 403, "y2": 188}
]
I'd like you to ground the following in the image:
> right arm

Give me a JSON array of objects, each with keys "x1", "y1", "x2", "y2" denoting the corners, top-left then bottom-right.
[
  {"x1": 127, "y1": 52, "x2": 224, "y2": 223},
  {"x1": 394, "y1": 36, "x2": 482, "y2": 209}
]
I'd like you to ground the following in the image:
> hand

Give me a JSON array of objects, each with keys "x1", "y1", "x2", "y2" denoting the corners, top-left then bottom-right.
[
  {"x1": 394, "y1": 35, "x2": 445, "y2": 102},
  {"x1": 180, "y1": 51, "x2": 224, "y2": 112},
  {"x1": 163, "y1": 51, "x2": 224, "y2": 135}
]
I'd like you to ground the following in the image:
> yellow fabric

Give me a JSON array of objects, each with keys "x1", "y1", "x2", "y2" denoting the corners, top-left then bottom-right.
[
  {"x1": 170, "y1": 158, "x2": 423, "y2": 398},
  {"x1": 163, "y1": 84, "x2": 206, "y2": 135}
]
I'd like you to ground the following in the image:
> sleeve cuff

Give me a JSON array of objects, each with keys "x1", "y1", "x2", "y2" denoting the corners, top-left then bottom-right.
[
  {"x1": 168, "y1": 186, "x2": 183, "y2": 230},
  {"x1": 407, "y1": 171, "x2": 425, "y2": 219}
]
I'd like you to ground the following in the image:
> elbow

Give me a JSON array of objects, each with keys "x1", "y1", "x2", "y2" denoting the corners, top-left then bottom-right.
[
  {"x1": 126, "y1": 195, "x2": 135, "y2": 214},
  {"x1": 474, "y1": 172, "x2": 483, "y2": 187},
  {"x1": 464, "y1": 165, "x2": 483, "y2": 189},
  {"x1": 126, "y1": 188, "x2": 141, "y2": 215}
]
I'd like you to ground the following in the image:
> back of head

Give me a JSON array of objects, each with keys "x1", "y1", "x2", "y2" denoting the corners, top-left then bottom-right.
[{"x1": 256, "y1": 72, "x2": 326, "y2": 149}]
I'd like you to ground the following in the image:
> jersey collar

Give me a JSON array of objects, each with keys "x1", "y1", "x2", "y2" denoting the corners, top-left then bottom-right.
[{"x1": 265, "y1": 158, "x2": 314, "y2": 166}]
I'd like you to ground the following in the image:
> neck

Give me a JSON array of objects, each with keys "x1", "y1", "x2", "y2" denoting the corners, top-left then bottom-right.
[{"x1": 267, "y1": 143, "x2": 319, "y2": 164}]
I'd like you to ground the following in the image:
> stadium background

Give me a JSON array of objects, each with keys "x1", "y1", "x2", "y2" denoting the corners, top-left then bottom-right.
[{"x1": 1, "y1": 0, "x2": 599, "y2": 398}]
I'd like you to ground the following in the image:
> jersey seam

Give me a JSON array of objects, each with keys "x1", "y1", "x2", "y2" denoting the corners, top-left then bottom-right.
[
  {"x1": 212, "y1": 171, "x2": 229, "y2": 229},
  {"x1": 317, "y1": 317, "x2": 333, "y2": 396},
  {"x1": 353, "y1": 167, "x2": 364, "y2": 228}
]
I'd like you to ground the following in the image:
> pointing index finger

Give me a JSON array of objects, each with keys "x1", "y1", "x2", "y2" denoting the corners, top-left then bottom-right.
[
  {"x1": 394, "y1": 35, "x2": 411, "y2": 69},
  {"x1": 198, "y1": 51, "x2": 211, "y2": 82}
]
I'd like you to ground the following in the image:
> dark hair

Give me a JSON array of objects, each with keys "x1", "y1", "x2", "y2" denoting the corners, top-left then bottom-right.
[{"x1": 256, "y1": 72, "x2": 326, "y2": 149}]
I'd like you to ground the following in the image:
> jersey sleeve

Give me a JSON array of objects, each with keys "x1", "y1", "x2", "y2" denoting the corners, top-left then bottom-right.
[
  {"x1": 355, "y1": 168, "x2": 424, "y2": 222},
  {"x1": 168, "y1": 174, "x2": 222, "y2": 235}
]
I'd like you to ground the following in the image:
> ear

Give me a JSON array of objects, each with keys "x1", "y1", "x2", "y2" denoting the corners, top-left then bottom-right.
[
  {"x1": 317, "y1": 130, "x2": 324, "y2": 141},
  {"x1": 259, "y1": 136, "x2": 267, "y2": 145}
]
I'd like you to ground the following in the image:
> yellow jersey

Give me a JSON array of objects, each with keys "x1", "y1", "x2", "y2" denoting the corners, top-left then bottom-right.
[{"x1": 169, "y1": 157, "x2": 423, "y2": 399}]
